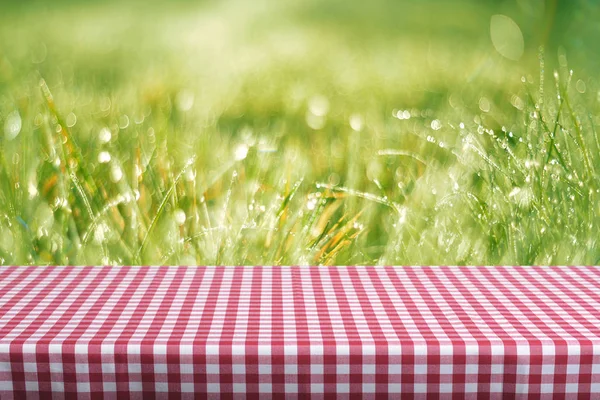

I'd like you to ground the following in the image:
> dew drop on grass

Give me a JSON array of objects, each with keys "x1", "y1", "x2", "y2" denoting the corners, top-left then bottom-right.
[
  {"x1": 66, "y1": 113, "x2": 77, "y2": 128},
  {"x1": 110, "y1": 165, "x2": 123, "y2": 183},
  {"x1": 34, "y1": 113, "x2": 44, "y2": 127},
  {"x1": 119, "y1": 115, "x2": 129, "y2": 129},
  {"x1": 511, "y1": 95, "x2": 525, "y2": 110},
  {"x1": 27, "y1": 182, "x2": 39, "y2": 199},
  {"x1": 4, "y1": 110, "x2": 21, "y2": 141},
  {"x1": 349, "y1": 114, "x2": 363, "y2": 131},
  {"x1": 308, "y1": 95, "x2": 329, "y2": 117},
  {"x1": 134, "y1": 112, "x2": 145, "y2": 125},
  {"x1": 185, "y1": 168, "x2": 196, "y2": 182},
  {"x1": 176, "y1": 89, "x2": 195, "y2": 111},
  {"x1": 553, "y1": 70, "x2": 560, "y2": 81},
  {"x1": 430, "y1": 120, "x2": 442, "y2": 130},
  {"x1": 306, "y1": 112, "x2": 325, "y2": 130},
  {"x1": 234, "y1": 144, "x2": 249, "y2": 161},
  {"x1": 99, "y1": 128, "x2": 112, "y2": 143},
  {"x1": 147, "y1": 128, "x2": 156, "y2": 144},
  {"x1": 490, "y1": 15, "x2": 524, "y2": 61},
  {"x1": 98, "y1": 151, "x2": 111, "y2": 164},
  {"x1": 395, "y1": 110, "x2": 411, "y2": 120},
  {"x1": 174, "y1": 209, "x2": 186, "y2": 226},
  {"x1": 576, "y1": 79, "x2": 586, "y2": 93},
  {"x1": 479, "y1": 97, "x2": 491, "y2": 112},
  {"x1": 100, "y1": 97, "x2": 111, "y2": 112}
]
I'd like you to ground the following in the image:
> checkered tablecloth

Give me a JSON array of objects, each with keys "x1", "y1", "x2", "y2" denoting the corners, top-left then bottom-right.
[{"x1": 1, "y1": 266, "x2": 600, "y2": 399}]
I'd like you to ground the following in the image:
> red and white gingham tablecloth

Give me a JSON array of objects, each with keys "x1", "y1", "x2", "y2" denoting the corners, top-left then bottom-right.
[{"x1": 1, "y1": 266, "x2": 600, "y2": 398}]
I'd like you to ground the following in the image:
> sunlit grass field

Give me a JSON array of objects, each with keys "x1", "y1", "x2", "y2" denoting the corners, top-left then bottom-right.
[{"x1": 1, "y1": 0, "x2": 599, "y2": 265}]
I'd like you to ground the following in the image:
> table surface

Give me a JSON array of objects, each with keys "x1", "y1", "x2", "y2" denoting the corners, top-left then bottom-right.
[{"x1": 1, "y1": 266, "x2": 600, "y2": 399}]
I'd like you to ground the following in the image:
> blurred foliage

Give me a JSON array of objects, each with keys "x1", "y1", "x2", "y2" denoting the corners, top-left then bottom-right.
[{"x1": 0, "y1": 0, "x2": 599, "y2": 265}]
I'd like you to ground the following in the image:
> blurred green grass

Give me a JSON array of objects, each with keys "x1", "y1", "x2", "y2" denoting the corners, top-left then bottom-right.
[{"x1": 0, "y1": 0, "x2": 599, "y2": 265}]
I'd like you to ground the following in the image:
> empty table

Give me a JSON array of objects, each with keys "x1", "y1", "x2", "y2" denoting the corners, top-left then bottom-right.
[{"x1": 1, "y1": 266, "x2": 599, "y2": 398}]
